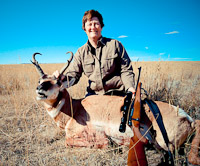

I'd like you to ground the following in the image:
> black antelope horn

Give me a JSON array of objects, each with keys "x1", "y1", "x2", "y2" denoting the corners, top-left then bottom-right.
[
  {"x1": 31, "y1": 53, "x2": 45, "y2": 77},
  {"x1": 59, "y1": 51, "x2": 74, "y2": 75}
]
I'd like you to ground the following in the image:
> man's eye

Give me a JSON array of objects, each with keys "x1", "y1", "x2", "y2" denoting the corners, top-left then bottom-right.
[
  {"x1": 94, "y1": 22, "x2": 100, "y2": 26},
  {"x1": 87, "y1": 23, "x2": 92, "y2": 26}
]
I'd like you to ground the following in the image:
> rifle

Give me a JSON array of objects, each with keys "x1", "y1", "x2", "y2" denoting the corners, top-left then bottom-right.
[
  {"x1": 127, "y1": 67, "x2": 148, "y2": 166},
  {"x1": 119, "y1": 67, "x2": 142, "y2": 133},
  {"x1": 127, "y1": 82, "x2": 148, "y2": 166}
]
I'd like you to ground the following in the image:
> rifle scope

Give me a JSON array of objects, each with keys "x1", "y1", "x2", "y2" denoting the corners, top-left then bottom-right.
[{"x1": 119, "y1": 91, "x2": 133, "y2": 133}]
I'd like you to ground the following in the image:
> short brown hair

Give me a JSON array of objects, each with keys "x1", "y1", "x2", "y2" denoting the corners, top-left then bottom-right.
[{"x1": 82, "y1": 10, "x2": 104, "y2": 30}]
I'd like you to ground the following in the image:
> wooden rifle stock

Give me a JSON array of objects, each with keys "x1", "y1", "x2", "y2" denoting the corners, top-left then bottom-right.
[{"x1": 127, "y1": 82, "x2": 148, "y2": 166}]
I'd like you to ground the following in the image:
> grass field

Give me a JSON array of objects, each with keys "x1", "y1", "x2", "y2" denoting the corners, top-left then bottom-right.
[{"x1": 0, "y1": 61, "x2": 199, "y2": 165}]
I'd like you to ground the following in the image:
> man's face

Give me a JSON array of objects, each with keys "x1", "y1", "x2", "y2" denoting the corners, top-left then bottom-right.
[{"x1": 85, "y1": 17, "x2": 102, "y2": 41}]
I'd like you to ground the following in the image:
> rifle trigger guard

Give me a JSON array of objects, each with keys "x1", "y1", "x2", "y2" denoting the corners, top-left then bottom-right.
[{"x1": 132, "y1": 118, "x2": 140, "y2": 121}]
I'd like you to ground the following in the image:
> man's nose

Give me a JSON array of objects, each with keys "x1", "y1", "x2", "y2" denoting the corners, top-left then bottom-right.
[{"x1": 91, "y1": 23, "x2": 96, "y2": 29}]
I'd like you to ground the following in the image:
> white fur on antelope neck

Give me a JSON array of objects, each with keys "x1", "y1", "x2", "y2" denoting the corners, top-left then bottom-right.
[{"x1": 45, "y1": 99, "x2": 65, "y2": 118}]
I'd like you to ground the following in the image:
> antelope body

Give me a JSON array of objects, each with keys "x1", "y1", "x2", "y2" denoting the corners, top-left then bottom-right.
[{"x1": 32, "y1": 52, "x2": 200, "y2": 165}]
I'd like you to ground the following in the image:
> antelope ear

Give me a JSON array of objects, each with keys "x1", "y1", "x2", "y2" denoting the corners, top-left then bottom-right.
[{"x1": 62, "y1": 78, "x2": 76, "y2": 89}]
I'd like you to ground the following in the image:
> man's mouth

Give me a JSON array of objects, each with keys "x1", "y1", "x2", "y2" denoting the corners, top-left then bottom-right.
[{"x1": 90, "y1": 31, "x2": 98, "y2": 33}]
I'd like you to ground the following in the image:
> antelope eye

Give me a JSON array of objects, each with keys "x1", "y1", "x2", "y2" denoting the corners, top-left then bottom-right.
[{"x1": 41, "y1": 81, "x2": 53, "y2": 91}]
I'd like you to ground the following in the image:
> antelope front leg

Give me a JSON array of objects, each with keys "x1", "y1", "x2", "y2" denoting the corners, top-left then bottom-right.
[{"x1": 65, "y1": 129, "x2": 109, "y2": 148}]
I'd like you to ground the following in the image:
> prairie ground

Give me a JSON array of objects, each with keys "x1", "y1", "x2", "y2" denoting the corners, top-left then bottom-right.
[{"x1": 0, "y1": 61, "x2": 199, "y2": 166}]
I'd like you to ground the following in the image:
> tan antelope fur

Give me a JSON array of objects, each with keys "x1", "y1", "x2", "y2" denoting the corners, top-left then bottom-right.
[{"x1": 32, "y1": 52, "x2": 200, "y2": 165}]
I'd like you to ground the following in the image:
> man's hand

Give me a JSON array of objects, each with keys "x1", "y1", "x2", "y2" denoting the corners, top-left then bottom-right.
[
  {"x1": 53, "y1": 70, "x2": 60, "y2": 78},
  {"x1": 128, "y1": 87, "x2": 136, "y2": 94},
  {"x1": 128, "y1": 87, "x2": 136, "y2": 98},
  {"x1": 52, "y1": 70, "x2": 66, "y2": 81}
]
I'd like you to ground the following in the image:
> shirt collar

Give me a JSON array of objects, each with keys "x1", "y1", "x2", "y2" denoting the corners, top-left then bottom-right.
[
  {"x1": 98, "y1": 36, "x2": 106, "y2": 46},
  {"x1": 86, "y1": 36, "x2": 106, "y2": 51}
]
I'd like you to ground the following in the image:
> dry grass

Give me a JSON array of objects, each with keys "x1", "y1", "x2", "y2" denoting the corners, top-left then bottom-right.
[{"x1": 0, "y1": 61, "x2": 199, "y2": 166}]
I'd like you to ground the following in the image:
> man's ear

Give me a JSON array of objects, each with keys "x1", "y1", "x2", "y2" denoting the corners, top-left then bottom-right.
[{"x1": 62, "y1": 78, "x2": 76, "y2": 89}]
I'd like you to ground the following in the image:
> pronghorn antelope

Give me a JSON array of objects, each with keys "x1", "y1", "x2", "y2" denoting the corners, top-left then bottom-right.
[{"x1": 32, "y1": 52, "x2": 200, "y2": 165}]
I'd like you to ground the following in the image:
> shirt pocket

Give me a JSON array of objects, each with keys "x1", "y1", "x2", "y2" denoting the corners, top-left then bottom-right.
[
  {"x1": 104, "y1": 53, "x2": 119, "y2": 73},
  {"x1": 83, "y1": 58, "x2": 94, "y2": 75}
]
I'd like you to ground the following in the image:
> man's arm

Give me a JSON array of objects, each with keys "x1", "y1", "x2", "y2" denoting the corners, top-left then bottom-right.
[
  {"x1": 53, "y1": 50, "x2": 83, "y2": 87},
  {"x1": 118, "y1": 41, "x2": 135, "y2": 92}
]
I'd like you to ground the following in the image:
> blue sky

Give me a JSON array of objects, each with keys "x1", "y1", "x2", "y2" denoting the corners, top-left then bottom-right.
[{"x1": 0, "y1": 0, "x2": 199, "y2": 64}]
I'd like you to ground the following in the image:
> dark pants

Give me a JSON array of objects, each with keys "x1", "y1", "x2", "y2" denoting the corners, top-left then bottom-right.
[
  {"x1": 85, "y1": 89, "x2": 126, "y2": 97},
  {"x1": 104, "y1": 90, "x2": 126, "y2": 97}
]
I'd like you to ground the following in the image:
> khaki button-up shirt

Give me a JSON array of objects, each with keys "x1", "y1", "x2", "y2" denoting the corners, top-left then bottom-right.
[{"x1": 67, "y1": 37, "x2": 135, "y2": 95}]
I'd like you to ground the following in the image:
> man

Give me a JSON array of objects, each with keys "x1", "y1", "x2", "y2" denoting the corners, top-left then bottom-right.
[{"x1": 56, "y1": 9, "x2": 135, "y2": 96}]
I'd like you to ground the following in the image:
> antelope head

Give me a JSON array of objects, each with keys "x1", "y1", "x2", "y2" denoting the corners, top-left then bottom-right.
[{"x1": 31, "y1": 52, "x2": 75, "y2": 102}]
